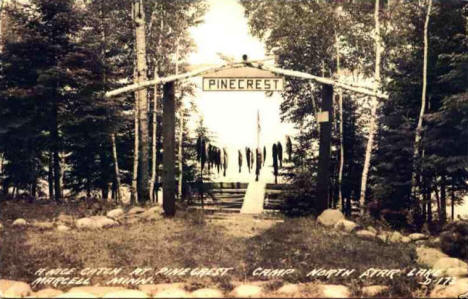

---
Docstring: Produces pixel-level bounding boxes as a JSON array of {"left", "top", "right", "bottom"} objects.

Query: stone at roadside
[
  {"left": 409, "top": 233, "right": 427, "bottom": 241},
  {"left": 444, "top": 267, "right": 468, "bottom": 277},
  {"left": 32, "top": 221, "right": 54, "bottom": 230},
  {"left": 102, "top": 289, "right": 149, "bottom": 298},
  {"left": 276, "top": 283, "right": 301, "bottom": 296},
  {"left": 230, "top": 284, "right": 263, "bottom": 298},
  {"left": 57, "top": 214, "right": 74, "bottom": 225},
  {"left": 191, "top": 288, "right": 224, "bottom": 298},
  {"left": 76, "top": 216, "right": 117, "bottom": 229},
  {"left": 153, "top": 288, "right": 190, "bottom": 298},
  {"left": 147, "top": 206, "right": 163, "bottom": 214},
  {"left": 12, "top": 218, "right": 27, "bottom": 227},
  {"left": 401, "top": 236, "right": 412, "bottom": 243},
  {"left": 76, "top": 217, "right": 100, "bottom": 229},
  {"left": 106, "top": 208, "right": 124, "bottom": 219},
  {"left": 377, "top": 231, "right": 391, "bottom": 243},
  {"left": 68, "top": 286, "right": 127, "bottom": 297},
  {"left": 334, "top": 219, "right": 359, "bottom": 233},
  {"left": 57, "top": 224, "right": 71, "bottom": 232},
  {"left": 0, "top": 280, "right": 32, "bottom": 297},
  {"left": 89, "top": 215, "right": 118, "bottom": 228},
  {"left": 367, "top": 226, "right": 377, "bottom": 234},
  {"left": 55, "top": 291, "right": 97, "bottom": 298},
  {"left": 141, "top": 209, "right": 163, "bottom": 222},
  {"left": 361, "top": 285, "right": 389, "bottom": 297},
  {"left": 317, "top": 209, "right": 345, "bottom": 227},
  {"left": 138, "top": 283, "right": 186, "bottom": 297},
  {"left": 416, "top": 247, "right": 449, "bottom": 268},
  {"left": 34, "top": 288, "right": 64, "bottom": 298},
  {"left": 389, "top": 231, "right": 403, "bottom": 243},
  {"left": 128, "top": 207, "right": 145, "bottom": 215},
  {"left": 356, "top": 229, "right": 377, "bottom": 241},
  {"left": 433, "top": 257, "right": 468, "bottom": 277},
  {"left": 430, "top": 278, "right": 468, "bottom": 298},
  {"left": 317, "top": 284, "right": 351, "bottom": 298}
]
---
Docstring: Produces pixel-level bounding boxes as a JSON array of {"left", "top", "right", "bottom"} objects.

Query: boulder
[
  {"left": 138, "top": 283, "right": 186, "bottom": 296},
  {"left": 152, "top": 288, "right": 190, "bottom": 298},
  {"left": 416, "top": 247, "right": 449, "bottom": 268},
  {"left": 377, "top": 231, "right": 391, "bottom": 243},
  {"left": 389, "top": 231, "right": 404, "bottom": 243},
  {"left": 433, "top": 257, "right": 468, "bottom": 277},
  {"left": 0, "top": 280, "right": 32, "bottom": 297},
  {"left": 76, "top": 216, "right": 117, "bottom": 229},
  {"left": 191, "top": 288, "right": 224, "bottom": 298},
  {"left": 89, "top": 216, "right": 118, "bottom": 228},
  {"left": 34, "top": 288, "right": 64, "bottom": 298},
  {"left": 106, "top": 208, "right": 124, "bottom": 219},
  {"left": 361, "top": 285, "right": 389, "bottom": 297},
  {"left": 276, "top": 284, "right": 301, "bottom": 295},
  {"left": 68, "top": 286, "right": 127, "bottom": 297},
  {"left": 334, "top": 219, "right": 359, "bottom": 233},
  {"left": 141, "top": 209, "right": 162, "bottom": 222},
  {"left": 102, "top": 290, "right": 149, "bottom": 298},
  {"left": 76, "top": 217, "right": 100, "bottom": 229},
  {"left": 56, "top": 291, "right": 97, "bottom": 298},
  {"left": 32, "top": 221, "right": 54, "bottom": 230},
  {"left": 401, "top": 236, "right": 411, "bottom": 243},
  {"left": 147, "top": 206, "right": 163, "bottom": 214},
  {"left": 57, "top": 224, "right": 71, "bottom": 232},
  {"left": 318, "top": 284, "right": 351, "bottom": 298},
  {"left": 0, "top": 223, "right": 3, "bottom": 230},
  {"left": 444, "top": 267, "right": 468, "bottom": 278},
  {"left": 317, "top": 209, "right": 345, "bottom": 227},
  {"left": 230, "top": 284, "right": 263, "bottom": 298},
  {"left": 430, "top": 278, "right": 468, "bottom": 298},
  {"left": 356, "top": 230, "right": 377, "bottom": 241},
  {"left": 57, "top": 214, "right": 74, "bottom": 225},
  {"left": 409, "top": 233, "right": 427, "bottom": 241},
  {"left": 12, "top": 218, "right": 27, "bottom": 227},
  {"left": 128, "top": 207, "right": 145, "bottom": 215},
  {"left": 367, "top": 226, "right": 378, "bottom": 234}
]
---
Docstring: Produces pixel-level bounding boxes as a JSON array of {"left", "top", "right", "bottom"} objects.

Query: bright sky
[{"left": 186, "top": 0, "right": 295, "bottom": 182}]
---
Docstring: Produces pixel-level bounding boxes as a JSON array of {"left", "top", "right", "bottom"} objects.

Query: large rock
[
  {"left": 102, "top": 289, "right": 148, "bottom": 298},
  {"left": 276, "top": 284, "right": 301, "bottom": 296},
  {"left": 318, "top": 284, "right": 351, "bottom": 298},
  {"left": 0, "top": 280, "right": 32, "bottom": 297},
  {"left": 12, "top": 218, "right": 27, "bottom": 227},
  {"left": 76, "top": 216, "right": 117, "bottom": 229},
  {"left": 334, "top": 219, "right": 359, "bottom": 233},
  {"left": 57, "top": 214, "right": 74, "bottom": 225},
  {"left": 89, "top": 216, "right": 118, "bottom": 228},
  {"left": 317, "top": 209, "right": 345, "bottom": 227},
  {"left": 191, "top": 288, "right": 224, "bottom": 298},
  {"left": 34, "top": 288, "right": 64, "bottom": 298},
  {"left": 141, "top": 209, "right": 163, "bottom": 222},
  {"left": 430, "top": 278, "right": 468, "bottom": 298},
  {"left": 68, "top": 286, "right": 127, "bottom": 297},
  {"left": 230, "top": 284, "right": 263, "bottom": 298},
  {"left": 433, "top": 257, "right": 468, "bottom": 277},
  {"left": 153, "top": 288, "right": 190, "bottom": 298},
  {"left": 401, "top": 236, "right": 411, "bottom": 243},
  {"left": 389, "top": 231, "right": 404, "bottom": 243},
  {"left": 56, "top": 291, "right": 97, "bottom": 298},
  {"left": 128, "top": 207, "right": 145, "bottom": 215},
  {"left": 356, "top": 229, "right": 377, "bottom": 240},
  {"left": 0, "top": 223, "right": 3, "bottom": 230},
  {"left": 106, "top": 208, "right": 124, "bottom": 219},
  {"left": 377, "top": 231, "right": 391, "bottom": 243},
  {"left": 367, "top": 226, "right": 377, "bottom": 234},
  {"left": 409, "top": 233, "right": 427, "bottom": 241},
  {"left": 361, "top": 285, "right": 389, "bottom": 297},
  {"left": 76, "top": 217, "right": 100, "bottom": 229},
  {"left": 416, "top": 247, "right": 449, "bottom": 267},
  {"left": 57, "top": 224, "right": 71, "bottom": 232},
  {"left": 32, "top": 221, "right": 54, "bottom": 230},
  {"left": 138, "top": 283, "right": 186, "bottom": 297}
]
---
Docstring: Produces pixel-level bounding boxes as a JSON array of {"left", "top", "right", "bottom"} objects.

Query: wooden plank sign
[{"left": 202, "top": 66, "right": 284, "bottom": 91}]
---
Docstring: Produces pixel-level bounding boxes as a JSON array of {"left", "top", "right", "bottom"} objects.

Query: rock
[
  {"left": 416, "top": 247, "right": 449, "bottom": 267},
  {"left": 430, "top": 278, "right": 468, "bottom": 298},
  {"left": 128, "top": 207, "right": 145, "bottom": 215},
  {"left": 444, "top": 267, "right": 468, "bottom": 277},
  {"left": 56, "top": 291, "right": 97, "bottom": 298},
  {"left": 0, "top": 223, "right": 3, "bottom": 230},
  {"left": 356, "top": 229, "right": 377, "bottom": 240},
  {"left": 57, "top": 224, "right": 71, "bottom": 232},
  {"left": 367, "top": 226, "right": 377, "bottom": 234},
  {"left": 153, "top": 288, "right": 190, "bottom": 298},
  {"left": 276, "top": 284, "right": 301, "bottom": 295},
  {"left": 141, "top": 209, "right": 162, "bottom": 221},
  {"left": 191, "top": 288, "right": 224, "bottom": 298},
  {"left": 76, "top": 217, "right": 100, "bottom": 229},
  {"left": 230, "top": 284, "right": 263, "bottom": 298},
  {"left": 377, "top": 231, "right": 391, "bottom": 243},
  {"left": 318, "top": 284, "right": 351, "bottom": 298},
  {"left": 12, "top": 218, "right": 27, "bottom": 227},
  {"left": 317, "top": 209, "right": 345, "bottom": 227},
  {"left": 57, "top": 214, "right": 74, "bottom": 225},
  {"left": 138, "top": 283, "right": 186, "bottom": 296},
  {"left": 34, "top": 288, "right": 64, "bottom": 298},
  {"left": 361, "top": 285, "right": 389, "bottom": 297},
  {"left": 89, "top": 216, "right": 118, "bottom": 228},
  {"left": 389, "top": 231, "right": 404, "bottom": 243},
  {"left": 334, "top": 219, "right": 359, "bottom": 233},
  {"left": 429, "top": 237, "right": 441, "bottom": 246},
  {"left": 401, "top": 236, "right": 412, "bottom": 243},
  {"left": 147, "top": 206, "right": 163, "bottom": 214},
  {"left": 106, "top": 208, "right": 124, "bottom": 219},
  {"left": 0, "top": 280, "right": 32, "bottom": 297},
  {"left": 32, "top": 221, "right": 54, "bottom": 230},
  {"left": 102, "top": 289, "right": 149, "bottom": 298},
  {"left": 409, "top": 233, "right": 427, "bottom": 241},
  {"left": 433, "top": 257, "right": 468, "bottom": 276},
  {"left": 68, "top": 286, "right": 127, "bottom": 297}
]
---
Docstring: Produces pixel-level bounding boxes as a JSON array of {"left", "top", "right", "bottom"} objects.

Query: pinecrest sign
[{"left": 202, "top": 66, "right": 284, "bottom": 91}]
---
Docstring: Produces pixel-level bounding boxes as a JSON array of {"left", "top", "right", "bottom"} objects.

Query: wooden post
[
  {"left": 316, "top": 84, "right": 334, "bottom": 214},
  {"left": 163, "top": 82, "right": 176, "bottom": 216}
]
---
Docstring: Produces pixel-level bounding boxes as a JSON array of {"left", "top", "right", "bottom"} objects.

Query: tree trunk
[
  {"left": 440, "top": 175, "right": 447, "bottom": 224},
  {"left": 48, "top": 151, "right": 54, "bottom": 200},
  {"left": 133, "top": 0, "right": 150, "bottom": 204},
  {"left": 175, "top": 42, "right": 184, "bottom": 200},
  {"left": 411, "top": 0, "right": 432, "bottom": 197},
  {"left": 131, "top": 87, "right": 139, "bottom": 205},
  {"left": 359, "top": 0, "right": 382, "bottom": 215},
  {"left": 150, "top": 68, "right": 158, "bottom": 202},
  {"left": 111, "top": 134, "right": 122, "bottom": 202},
  {"left": 52, "top": 101, "right": 62, "bottom": 203},
  {"left": 163, "top": 82, "right": 176, "bottom": 216},
  {"left": 335, "top": 34, "right": 344, "bottom": 212}
]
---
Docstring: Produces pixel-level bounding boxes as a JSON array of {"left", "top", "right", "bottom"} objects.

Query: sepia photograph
[{"left": 0, "top": 0, "right": 467, "bottom": 298}]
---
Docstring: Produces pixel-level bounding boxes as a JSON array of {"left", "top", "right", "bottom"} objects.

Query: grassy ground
[{"left": 0, "top": 200, "right": 422, "bottom": 297}]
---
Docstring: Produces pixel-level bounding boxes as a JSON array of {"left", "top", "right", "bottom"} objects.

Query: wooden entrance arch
[{"left": 105, "top": 57, "right": 388, "bottom": 216}]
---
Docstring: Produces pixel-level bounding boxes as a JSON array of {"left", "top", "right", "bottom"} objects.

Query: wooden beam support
[{"left": 162, "top": 82, "right": 176, "bottom": 216}]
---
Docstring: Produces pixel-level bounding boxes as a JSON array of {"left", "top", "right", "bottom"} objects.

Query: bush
[{"left": 440, "top": 220, "right": 468, "bottom": 259}]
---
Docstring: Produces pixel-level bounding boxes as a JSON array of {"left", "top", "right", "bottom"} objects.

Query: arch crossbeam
[{"left": 104, "top": 60, "right": 388, "bottom": 99}]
